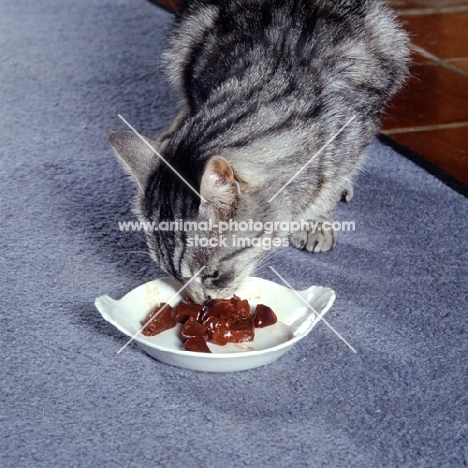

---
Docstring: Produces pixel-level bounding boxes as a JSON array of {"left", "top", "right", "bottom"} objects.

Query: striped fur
[{"left": 109, "top": 0, "right": 409, "bottom": 302}]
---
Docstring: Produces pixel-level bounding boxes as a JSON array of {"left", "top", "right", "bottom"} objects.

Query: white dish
[{"left": 95, "top": 277, "right": 336, "bottom": 372}]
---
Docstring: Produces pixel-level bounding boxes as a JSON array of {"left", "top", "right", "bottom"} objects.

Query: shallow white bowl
[{"left": 95, "top": 277, "right": 335, "bottom": 372}]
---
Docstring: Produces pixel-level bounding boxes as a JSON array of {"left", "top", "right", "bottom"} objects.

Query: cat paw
[
  {"left": 291, "top": 223, "right": 337, "bottom": 253},
  {"left": 341, "top": 181, "right": 354, "bottom": 203}
]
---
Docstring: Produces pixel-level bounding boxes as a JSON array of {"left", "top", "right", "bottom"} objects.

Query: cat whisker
[
  {"left": 252, "top": 248, "right": 284, "bottom": 273},
  {"left": 253, "top": 262, "right": 277, "bottom": 276},
  {"left": 121, "top": 250, "right": 153, "bottom": 257},
  {"left": 133, "top": 233, "right": 149, "bottom": 245},
  {"left": 253, "top": 255, "right": 276, "bottom": 273}
]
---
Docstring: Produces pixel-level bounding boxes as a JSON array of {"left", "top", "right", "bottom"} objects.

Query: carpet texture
[{"left": 1, "top": 1, "right": 467, "bottom": 466}]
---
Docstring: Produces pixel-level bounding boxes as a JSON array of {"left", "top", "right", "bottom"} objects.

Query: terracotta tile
[
  {"left": 387, "top": 0, "right": 468, "bottom": 11},
  {"left": 151, "top": 0, "right": 178, "bottom": 11},
  {"left": 410, "top": 49, "right": 434, "bottom": 65},
  {"left": 386, "top": 0, "right": 427, "bottom": 9},
  {"left": 415, "top": 0, "right": 468, "bottom": 7},
  {"left": 382, "top": 64, "right": 468, "bottom": 130},
  {"left": 417, "top": 0, "right": 468, "bottom": 6},
  {"left": 401, "top": 12, "right": 468, "bottom": 59},
  {"left": 448, "top": 59, "right": 468, "bottom": 72},
  {"left": 389, "top": 127, "right": 468, "bottom": 184}
]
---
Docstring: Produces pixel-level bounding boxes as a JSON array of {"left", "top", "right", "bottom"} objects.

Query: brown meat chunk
[
  {"left": 201, "top": 295, "right": 254, "bottom": 345},
  {"left": 200, "top": 295, "right": 251, "bottom": 322},
  {"left": 181, "top": 318, "right": 208, "bottom": 341},
  {"left": 254, "top": 304, "right": 278, "bottom": 328},
  {"left": 140, "top": 303, "right": 176, "bottom": 336},
  {"left": 184, "top": 336, "right": 211, "bottom": 353},
  {"left": 173, "top": 297, "right": 202, "bottom": 323},
  {"left": 206, "top": 316, "right": 255, "bottom": 345},
  {"left": 140, "top": 296, "right": 276, "bottom": 352}
]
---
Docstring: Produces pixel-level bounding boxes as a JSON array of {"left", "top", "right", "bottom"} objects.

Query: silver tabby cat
[{"left": 107, "top": 0, "right": 409, "bottom": 303}]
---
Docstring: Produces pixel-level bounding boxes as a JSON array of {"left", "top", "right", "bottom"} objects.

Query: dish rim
[{"left": 95, "top": 276, "right": 336, "bottom": 359}]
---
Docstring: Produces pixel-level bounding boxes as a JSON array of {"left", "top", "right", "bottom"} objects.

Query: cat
[{"left": 107, "top": 0, "right": 409, "bottom": 303}]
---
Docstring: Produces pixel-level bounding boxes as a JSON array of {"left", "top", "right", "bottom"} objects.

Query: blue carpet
[{"left": 1, "top": 1, "right": 467, "bottom": 466}]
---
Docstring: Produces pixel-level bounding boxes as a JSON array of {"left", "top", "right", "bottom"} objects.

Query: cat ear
[
  {"left": 105, "top": 131, "right": 158, "bottom": 192},
  {"left": 200, "top": 157, "right": 240, "bottom": 219}
]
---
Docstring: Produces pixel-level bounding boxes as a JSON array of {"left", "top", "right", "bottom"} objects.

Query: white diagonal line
[
  {"left": 118, "top": 114, "right": 207, "bottom": 202},
  {"left": 268, "top": 115, "right": 356, "bottom": 203},
  {"left": 269, "top": 266, "right": 357, "bottom": 353},
  {"left": 116, "top": 266, "right": 206, "bottom": 354},
  {"left": 410, "top": 45, "right": 468, "bottom": 79}
]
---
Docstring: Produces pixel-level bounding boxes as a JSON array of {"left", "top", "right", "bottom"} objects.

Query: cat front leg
[
  {"left": 290, "top": 191, "right": 341, "bottom": 253},
  {"left": 290, "top": 177, "right": 355, "bottom": 252},
  {"left": 291, "top": 220, "right": 337, "bottom": 253},
  {"left": 341, "top": 179, "right": 354, "bottom": 203}
]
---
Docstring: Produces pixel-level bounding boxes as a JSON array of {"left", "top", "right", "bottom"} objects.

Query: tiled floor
[
  {"left": 152, "top": 0, "right": 468, "bottom": 187},
  {"left": 383, "top": 0, "right": 468, "bottom": 185}
]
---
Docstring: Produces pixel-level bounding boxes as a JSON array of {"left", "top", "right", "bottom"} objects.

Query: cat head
[{"left": 106, "top": 130, "right": 269, "bottom": 303}]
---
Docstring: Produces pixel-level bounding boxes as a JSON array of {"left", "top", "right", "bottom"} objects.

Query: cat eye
[{"left": 205, "top": 270, "right": 219, "bottom": 280}]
